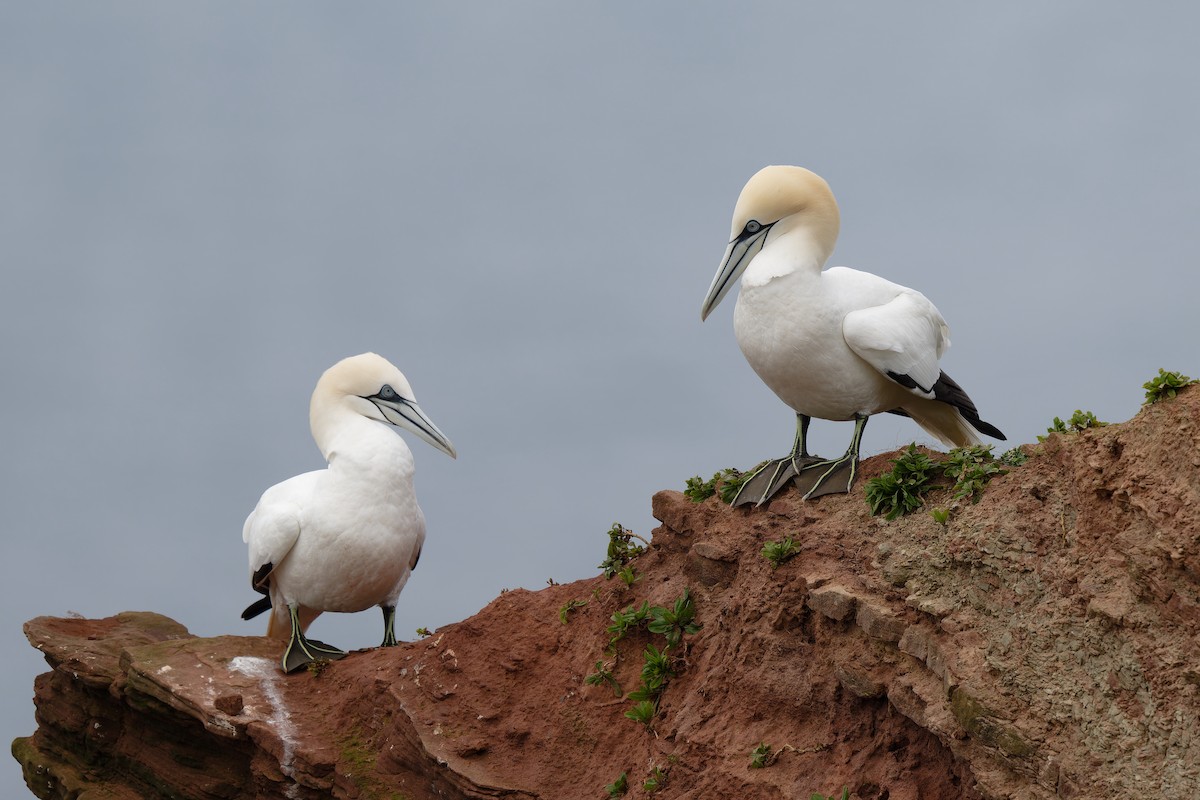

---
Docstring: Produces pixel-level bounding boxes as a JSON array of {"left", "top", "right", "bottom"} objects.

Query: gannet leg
[
  {"left": 281, "top": 604, "right": 347, "bottom": 673},
  {"left": 794, "top": 415, "right": 869, "bottom": 499},
  {"left": 731, "top": 414, "right": 825, "bottom": 507},
  {"left": 380, "top": 605, "right": 398, "bottom": 647}
]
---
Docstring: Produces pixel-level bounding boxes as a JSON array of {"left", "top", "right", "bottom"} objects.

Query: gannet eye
[
  {"left": 377, "top": 385, "right": 399, "bottom": 401},
  {"left": 745, "top": 220, "right": 762, "bottom": 235}
]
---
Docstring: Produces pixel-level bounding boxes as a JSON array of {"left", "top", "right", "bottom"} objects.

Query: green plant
[
  {"left": 998, "top": 447, "right": 1028, "bottom": 466},
  {"left": 943, "top": 444, "right": 1007, "bottom": 503},
  {"left": 584, "top": 660, "right": 622, "bottom": 695},
  {"left": 647, "top": 588, "right": 702, "bottom": 648},
  {"left": 599, "top": 523, "right": 649, "bottom": 579},
  {"left": 643, "top": 766, "right": 668, "bottom": 793},
  {"left": 1038, "top": 410, "right": 1107, "bottom": 441},
  {"left": 685, "top": 467, "right": 749, "bottom": 504},
  {"left": 865, "top": 444, "right": 940, "bottom": 519},
  {"left": 761, "top": 535, "right": 798, "bottom": 569},
  {"left": 624, "top": 700, "right": 656, "bottom": 726},
  {"left": 605, "top": 771, "right": 628, "bottom": 797},
  {"left": 559, "top": 599, "right": 587, "bottom": 624},
  {"left": 638, "top": 644, "right": 674, "bottom": 694},
  {"left": 415, "top": 627, "right": 432, "bottom": 638},
  {"left": 684, "top": 474, "right": 718, "bottom": 502},
  {"left": 810, "top": 790, "right": 850, "bottom": 800},
  {"left": 930, "top": 507, "right": 950, "bottom": 525},
  {"left": 749, "top": 742, "right": 774, "bottom": 769},
  {"left": 1144, "top": 368, "right": 1197, "bottom": 404},
  {"left": 717, "top": 467, "right": 753, "bottom": 504},
  {"left": 617, "top": 564, "right": 640, "bottom": 587},
  {"left": 306, "top": 658, "right": 332, "bottom": 677},
  {"left": 607, "top": 600, "right": 651, "bottom": 648}
]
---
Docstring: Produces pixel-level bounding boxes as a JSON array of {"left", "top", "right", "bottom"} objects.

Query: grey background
[{"left": 4, "top": 4, "right": 1198, "bottom": 794}]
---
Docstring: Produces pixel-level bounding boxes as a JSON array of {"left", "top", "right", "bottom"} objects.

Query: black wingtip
[
  {"left": 241, "top": 596, "right": 272, "bottom": 621},
  {"left": 970, "top": 419, "right": 1006, "bottom": 441}
]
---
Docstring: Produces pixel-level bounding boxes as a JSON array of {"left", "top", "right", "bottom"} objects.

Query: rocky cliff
[{"left": 13, "top": 389, "right": 1200, "bottom": 800}]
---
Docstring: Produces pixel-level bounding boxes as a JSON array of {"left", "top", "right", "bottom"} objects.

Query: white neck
[{"left": 742, "top": 225, "right": 831, "bottom": 289}]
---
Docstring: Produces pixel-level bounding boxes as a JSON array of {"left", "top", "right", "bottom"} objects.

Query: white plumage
[
  {"left": 242, "top": 352, "right": 456, "bottom": 671},
  {"left": 701, "top": 166, "right": 1003, "bottom": 505}
]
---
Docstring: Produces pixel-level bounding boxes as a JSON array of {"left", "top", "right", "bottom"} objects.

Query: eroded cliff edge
[{"left": 14, "top": 389, "right": 1200, "bottom": 799}]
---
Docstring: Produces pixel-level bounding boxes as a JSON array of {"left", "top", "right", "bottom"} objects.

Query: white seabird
[
  {"left": 700, "top": 166, "right": 1004, "bottom": 506},
  {"left": 241, "top": 352, "right": 456, "bottom": 672}
]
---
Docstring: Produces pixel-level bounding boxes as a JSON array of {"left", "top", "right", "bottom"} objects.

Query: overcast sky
[{"left": 4, "top": 4, "right": 1199, "bottom": 794}]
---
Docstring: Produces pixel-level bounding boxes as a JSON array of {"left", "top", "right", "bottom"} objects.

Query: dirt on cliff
[{"left": 13, "top": 388, "right": 1200, "bottom": 800}]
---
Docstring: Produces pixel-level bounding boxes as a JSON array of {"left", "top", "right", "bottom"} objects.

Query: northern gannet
[
  {"left": 241, "top": 353, "right": 456, "bottom": 672},
  {"left": 700, "top": 166, "right": 1004, "bottom": 506}
]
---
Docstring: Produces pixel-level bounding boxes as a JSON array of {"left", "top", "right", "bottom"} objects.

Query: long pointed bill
[
  {"left": 372, "top": 397, "right": 457, "bottom": 459},
  {"left": 700, "top": 226, "right": 772, "bottom": 321}
]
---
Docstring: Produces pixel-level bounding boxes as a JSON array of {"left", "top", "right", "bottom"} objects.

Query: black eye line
[{"left": 733, "top": 219, "right": 773, "bottom": 244}]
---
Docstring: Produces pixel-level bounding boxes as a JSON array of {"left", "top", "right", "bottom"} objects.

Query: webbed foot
[
  {"left": 794, "top": 452, "right": 860, "bottom": 499},
  {"left": 731, "top": 454, "right": 824, "bottom": 507},
  {"left": 281, "top": 604, "right": 346, "bottom": 673},
  {"left": 282, "top": 633, "right": 347, "bottom": 673}
]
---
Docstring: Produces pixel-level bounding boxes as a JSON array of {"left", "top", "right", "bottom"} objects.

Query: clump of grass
[
  {"left": 1038, "top": 410, "right": 1107, "bottom": 441},
  {"left": 647, "top": 588, "right": 702, "bottom": 648},
  {"left": 865, "top": 444, "right": 940, "bottom": 520},
  {"left": 643, "top": 766, "right": 668, "bottom": 793},
  {"left": 684, "top": 467, "right": 751, "bottom": 504},
  {"left": 605, "top": 771, "right": 628, "bottom": 797},
  {"left": 761, "top": 535, "right": 798, "bottom": 569},
  {"left": 558, "top": 599, "right": 587, "bottom": 624},
  {"left": 623, "top": 700, "right": 656, "bottom": 727},
  {"left": 943, "top": 444, "right": 1007, "bottom": 504},
  {"left": 606, "top": 600, "right": 651, "bottom": 649},
  {"left": 749, "top": 742, "right": 774, "bottom": 769},
  {"left": 1144, "top": 368, "right": 1197, "bottom": 404},
  {"left": 584, "top": 660, "right": 621, "bottom": 695},
  {"left": 599, "top": 523, "right": 649, "bottom": 579},
  {"left": 811, "top": 790, "right": 850, "bottom": 800},
  {"left": 998, "top": 447, "right": 1028, "bottom": 466}
]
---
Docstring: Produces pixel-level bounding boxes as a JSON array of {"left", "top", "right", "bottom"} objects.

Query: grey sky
[{"left": 4, "top": 4, "right": 1198, "bottom": 793}]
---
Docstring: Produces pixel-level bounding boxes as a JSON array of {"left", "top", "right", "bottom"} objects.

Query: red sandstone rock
[{"left": 13, "top": 389, "right": 1200, "bottom": 799}]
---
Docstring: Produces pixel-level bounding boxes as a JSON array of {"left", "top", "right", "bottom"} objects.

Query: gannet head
[
  {"left": 700, "top": 166, "right": 841, "bottom": 320},
  {"left": 310, "top": 352, "right": 457, "bottom": 459}
]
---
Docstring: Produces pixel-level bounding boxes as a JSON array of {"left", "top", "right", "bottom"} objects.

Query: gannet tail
[{"left": 901, "top": 371, "right": 1005, "bottom": 447}]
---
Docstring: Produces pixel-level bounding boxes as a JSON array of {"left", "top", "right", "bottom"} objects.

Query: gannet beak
[
  {"left": 368, "top": 396, "right": 457, "bottom": 459},
  {"left": 701, "top": 223, "right": 773, "bottom": 321}
]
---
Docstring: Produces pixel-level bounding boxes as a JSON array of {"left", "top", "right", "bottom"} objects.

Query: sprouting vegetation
[
  {"left": 607, "top": 601, "right": 652, "bottom": 649},
  {"left": 943, "top": 444, "right": 1008, "bottom": 503},
  {"left": 605, "top": 771, "right": 629, "bottom": 797},
  {"left": 1143, "top": 368, "right": 1197, "bottom": 404},
  {"left": 684, "top": 467, "right": 753, "bottom": 505},
  {"left": 761, "top": 535, "right": 798, "bottom": 569},
  {"left": 558, "top": 599, "right": 587, "bottom": 624},
  {"left": 749, "top": 742, "right": 774, "bottom": 769},
  {"left": 599, "top": 523, "right": 649, "bottom": 579},
  {"left": 998, "top": 447, "right": 1028, "bottom": 466},
  {"left": 866, "top": 442, "right": 1020, "bottom": 520},
  {"left": 1038, "top": 410, "right": 1106, "bottom": 441},
  {"left": 646, "top": 588, "right": 701, "bottom": 649},
  {"left": 623, "top": 700, "right": 656, "bottom": 726},
  {"left": 617, "top": 564, "right": 640, "bottom": 587},
  {"left": 643, "top": 766, "right": 668, "bottom": 793},
  {"left": 810, "top": 790, "right": 850, "bottom": 800},
  {"left": 864, "top": 444, "right": 940, "bottom": 520},
  {"left": 584, "top": 660, "right": 621, "bottom": 696}
]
